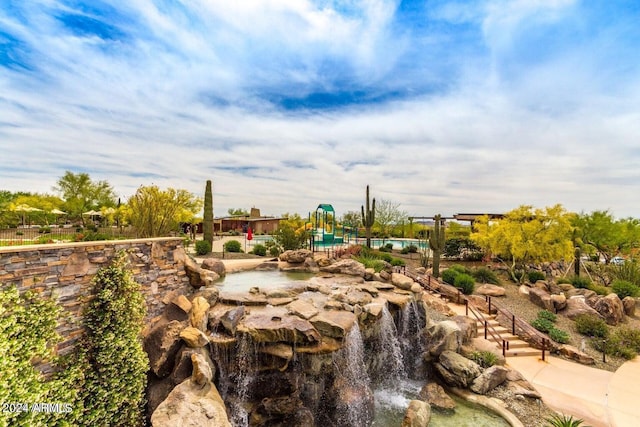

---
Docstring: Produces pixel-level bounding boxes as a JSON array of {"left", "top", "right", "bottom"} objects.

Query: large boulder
[
  {"left": 622, "top": 296, "right": 636, "bottom": 316},
  {"left": 550, "top": 293, "right": 567, "bottom": 312},
  {"left": 559, "top": 345, "right": 595, "bottom": 365},
  {"left": 470, "top": 365, "right": 509, "bottom": 394},
  {"left": 419, "top": 382, "right": 456, "bottom": 412},
  {"left": 180, "top": 327, "right": 209, "bottom": 348},
  {"left": 144, "top": 320, "right": 187, "bottom": 377},
  {"left": 562, "top": 296, "right": 602, "bottom": 320},
  {"left": 164, "top": 294, "right": 192, "bottom": 322},
  {"left": 279, "top": 249, "right": 313, "bottom": 263},
  {"left": 434, "top": 350, "right": 482, "bottom": 388},
  {"left": 239, "top": 313, "right": 321, "bottom": 344},
  {"left": 391, "top": 273, "right": 415, "bottom": 291},
  {"left": 319, "top": 259, "right": 366, "bottom": 277},
  {"left": 475, "top": 284, "right": 506, "bottom": 297},
  {"left": 310, "top": 310, "right": 357, "bottom": 339},
  {"left": 593, "top": 294, "right": 625, "bottom": 325},
  {"left": 151, "top": 354, "right": 231, "bottom": 427},
  {"left": 184, "top": 256, "right": 219, "bottom": 288},
  {"left": 424, "top": 320, "right": 464, "bottom": 359},
  {"left": 452, "top": 315, "right": 478, "bottom": 344},
  {"left": 219, "top": 306, "right": 246, "bottom": 335},
  {"left": 190, "top": 296, "right": 210, "bottom": 331},
  {"left": 201, "top": 258, "right": 226, "bottom": 276},
  {"left": 401, "top": 400, "right": 431, "bottom": 427},
  {"left": 528, "top": 287, "right": 554, "bottom": 311},
  {"left": 287, "top": 299, "right": 320, "bottom": 320}
]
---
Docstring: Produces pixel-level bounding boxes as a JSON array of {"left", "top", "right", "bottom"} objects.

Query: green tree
[
  {"left": 53, "top": 171, "right": 116, "bottom": 224},
  {"left": 340, "top": 210, "right": 362, "bottom": 228},
  {"left": 8, "top": 193, "right": 65, "bottom": 226},
  {"left": 573, "top": 210, "right": 640, "bottom": 264},
  {"left": 471, "top": 205, "right": 574, "bottom": 282},
  {"left": 228, "top": 208, "right": 249, "bottom": 216},
  {"left": 273, "top": 213, "right": 309, "bottom": 251},
  {"left": 80, "top": 251, "right": 148, "bottom": 426},
  {"left": 127, "top": 185, "right": 202, "bottom": 237},
  {"left": 374, "top": 199, "right": 407, "bottom": 238}
]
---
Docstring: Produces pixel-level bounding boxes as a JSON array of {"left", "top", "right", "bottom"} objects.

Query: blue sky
[{"left": 1, "top": 0, "right": 639, "bottom": 218}]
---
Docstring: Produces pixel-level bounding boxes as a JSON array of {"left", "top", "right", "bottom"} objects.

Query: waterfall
[
  {"left": 397, "top": 300, "right": 426, "bottom": 377},
  {"left": 211, "top": 334, "right": 258, "bottom": 427},
  {"left": 333, "top": 322, "right": 374, "bottom": 426},
  {"left": 369, "top": 305, "right": 405, "bottom": 387}
]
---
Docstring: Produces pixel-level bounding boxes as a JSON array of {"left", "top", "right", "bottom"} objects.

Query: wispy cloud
[{"left": 1, "top": 0, "right": 639, "bottom": 218}]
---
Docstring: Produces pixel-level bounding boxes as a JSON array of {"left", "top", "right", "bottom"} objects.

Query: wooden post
[
  {"left": 512, "top": 315, "right": 516, "bottom": 335},
  {"left": 465, "top": 299, "right": 469, "bottom": 316},
  {"left": 484, "top": 321, "right": 488, "bottom": 339}
]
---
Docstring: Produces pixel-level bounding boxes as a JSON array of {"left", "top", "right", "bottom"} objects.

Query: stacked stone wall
[{"left": 0, "top": 238, "right": 191, "bottom": 356}]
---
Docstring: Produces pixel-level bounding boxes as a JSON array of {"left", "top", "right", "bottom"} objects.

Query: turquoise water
[
  {"left": 373, "top": 380, "right": 510, "bottom": 426},
  {"left": 215, "top": 270, "right": 316, "bottom": 292}
]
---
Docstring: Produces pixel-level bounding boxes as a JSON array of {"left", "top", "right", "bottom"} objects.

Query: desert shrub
[
  {"left": 38, "top": 226, "right": 52, "bottom": 234},
  {"left": 407, "top": 244, "right": 418, "bottom": 253},
  {"left": 355, "top": 255, "right": 387, "bottom": 272},
  {"left": 449, "top": 264, "right": 471, "bottom": 274},
  {"left": 454, "top": 273, "right": 475, "bottom": 295},
  {"left": 251, "top": 244, "right": 267, "bottom": 256},
  {"left": 549, "top": 328, "right": 570, "bottom": 344},
  {"left": 531, "top": 318, "right": 555, "bottom": 333},
  {"left": 609, "top": 260, "right": 640, "bottom": 287},
  {"left": 469, "top": 350, "right": 499, "bottom": 368},
  {"left": 545, "top": 413, "right": 586, "bottom": 427},
  {"left": 592, "top": 335, "right": 638, "bottom": 360},
  {"left": 528, "top": 270, "right": 546, "bottom": 283},
  {"left": 537, "top": 310, "right": 557, "bottom": 323},
  {"left": 224, "top": 240, "right": 242, "bottom": 253},
  {"left": 379, "top": 253, "right": 393, "bottom": 263},
  {"left": 74, "top": 232, "right": 111, "bottom": 242},
  {"left": 385, "top": 243, "right": 394, "bottom": 250},
  {"left": 557, "top": 277, "right": 572, "bottom": 285},
  {"left": 400, "top": 246, "right": 410, "bottom": 254},
  {"left": 36, "top": 236, "right": 54, "bottom": 244},
  {"left": 612, "top": 327, "right": 640, "bottom": 353},
  {"left": 611, "top": 280, "right": 640, "bottom": 299},
  {"left": 472, "top": 267, "right": 500, "bottom": 284},
  {"left": 442, "top": 268, "right": 459, "bottom": 285},
  {"left": 391, "top": 258, "right": 406, "bottom": 266},
  {"left": 378, "top": 245, "right": 392, "bottom": 253},
  {"left": 574, "top": 315, "right": 609, "bottom": 338},
  {"left": 269, "top": 246, "right": 280, "bottom": 257},
  {"left": 512, "top": 269, "right": 525, "bottom": 282},
  {"left": 195, "top": 240, "right": 211, "bottom": 255},
  {"left": 588, "top": 283, "right": 610, "bottom": 296},
  {"left": 570, "top": 276, "right": 592, "bottom": 289}
]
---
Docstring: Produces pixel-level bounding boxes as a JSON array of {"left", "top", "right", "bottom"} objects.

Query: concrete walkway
[{"left": 448, "top": 302, "right": 640, "bottom": 426}]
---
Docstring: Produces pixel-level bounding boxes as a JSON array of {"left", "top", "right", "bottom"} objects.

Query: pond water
[
  {"left": 215, "top": 270, "right": 316, "bottom": 292},
  {"left": 373, "top": 379, "right": 510, "bottom": 427}
]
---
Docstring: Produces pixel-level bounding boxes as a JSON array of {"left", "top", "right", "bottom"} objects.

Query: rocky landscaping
[{"left": 143, "top": 249, "right": 561, "bottom": 426}]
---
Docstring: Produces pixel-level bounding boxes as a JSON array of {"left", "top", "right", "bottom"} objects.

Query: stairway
[{"left": 476, "top": 315, "right": 540, "bottom": 357}]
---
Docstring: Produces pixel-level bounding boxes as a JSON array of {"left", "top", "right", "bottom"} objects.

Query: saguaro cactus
[
  {"left": 429, "top": 214, "right": 445, "bottom": 277},
  {"left": 203, "top": 180, "right": 213, "bottom": 249},
  {"left": 361, "top": 185, "right": 375, "bottom": 248}
]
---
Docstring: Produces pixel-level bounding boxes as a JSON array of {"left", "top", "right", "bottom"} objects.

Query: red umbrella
[{"left": 247, "top": 227, "right": 253, "bottom": 241}]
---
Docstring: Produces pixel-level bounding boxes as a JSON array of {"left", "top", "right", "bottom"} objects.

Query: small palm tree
[{"left": 545, "top": 413, "right": 589, "bottom": 427}]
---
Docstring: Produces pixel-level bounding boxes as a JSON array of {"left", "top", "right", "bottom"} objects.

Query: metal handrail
[{"left": 400, "top": 267, "right": 509, "bottom": 356}]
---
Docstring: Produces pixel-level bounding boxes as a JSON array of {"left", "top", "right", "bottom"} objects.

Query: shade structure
[
  {"left": 82, "top": 210, "right": 102, "bottom": 216},
  {"left": 50, "top": 208, "right": 67, "bottom": 215},
  {"left": 13, "top": 203, "right": 43, "bottom": 213}
]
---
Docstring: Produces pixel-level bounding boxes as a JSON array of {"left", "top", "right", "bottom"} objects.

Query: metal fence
[{"left": 0, "top": 226, "right": 139, "bottom": 246}]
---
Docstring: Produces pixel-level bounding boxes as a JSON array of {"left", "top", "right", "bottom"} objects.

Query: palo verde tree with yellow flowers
[{"left": 471, "top": 204, "right": 574, "bottom": 283}]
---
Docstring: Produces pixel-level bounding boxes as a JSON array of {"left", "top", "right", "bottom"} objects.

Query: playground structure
[{"left": 307, "top": 204, "right": 347, "bottom": 249}]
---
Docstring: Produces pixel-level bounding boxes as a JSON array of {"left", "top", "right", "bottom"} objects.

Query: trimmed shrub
[
  {"left": 442, "top": 268, "right": 459, "bottom": 285},
  {"left": 449, "top": 264, "right": 471, "bottom": 274},
  {"left": 537, "top": 310, "right": 557, "bottom": 323},
  {"left": 570, "top": 276, "right": 592, "bottom": 289},
  {"left": 224, "top": 240, "right": 242, "bottom": 253},
  {"left": 471, "top": 267, "right": 500, "bottom": 285},
  {"left": 195, "top": 240, "right": 211, "bottom": 255},
  {"left": 574, "top": 315, "right": 609, "bottom": 339},
  {"left": 385, "top": 243, "right": 394, "bottom": 250},
  {"left": 611, "top": 280, "right": 640, "bottom": 299},
  {"left": 469, "top": 350, "right": 499, "bottom": 368},
  {"left": 454, "top": 273, "right": 475, "bottom": 295},
  {"left": 528, "top": 270, "right": 545, "bottom": 283},
  {"left": 378, "top": 245, "right": 392, "bottom": 253},
  {"left": 401, "top": 246, "right": 410, "bottom": 254},
  {"left": 379, "top": 253, "right": 393, "bottom": 263},
  {"left": 549, "top": 328, "right": 570, "bottom": 344},
  {"left": 530, "top": 318, "right": 555, "bottom": 333},
  {"left": 391, "top": 258, "right": 406, "bottom": 267},
  {"left": 407, "top": 244, "right": 418, "bottom": 253},
  {"left": 251, "top": 244, "right": 267, "bottom": 256}
]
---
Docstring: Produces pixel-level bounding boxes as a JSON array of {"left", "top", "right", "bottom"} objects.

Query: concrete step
[{"left": 505, "top": 349, "right": 541, "bottom": 357}]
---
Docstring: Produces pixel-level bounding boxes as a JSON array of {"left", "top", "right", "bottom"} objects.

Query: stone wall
[{"left": 0, "top": 238, "right": 192, "bottom": 356}]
